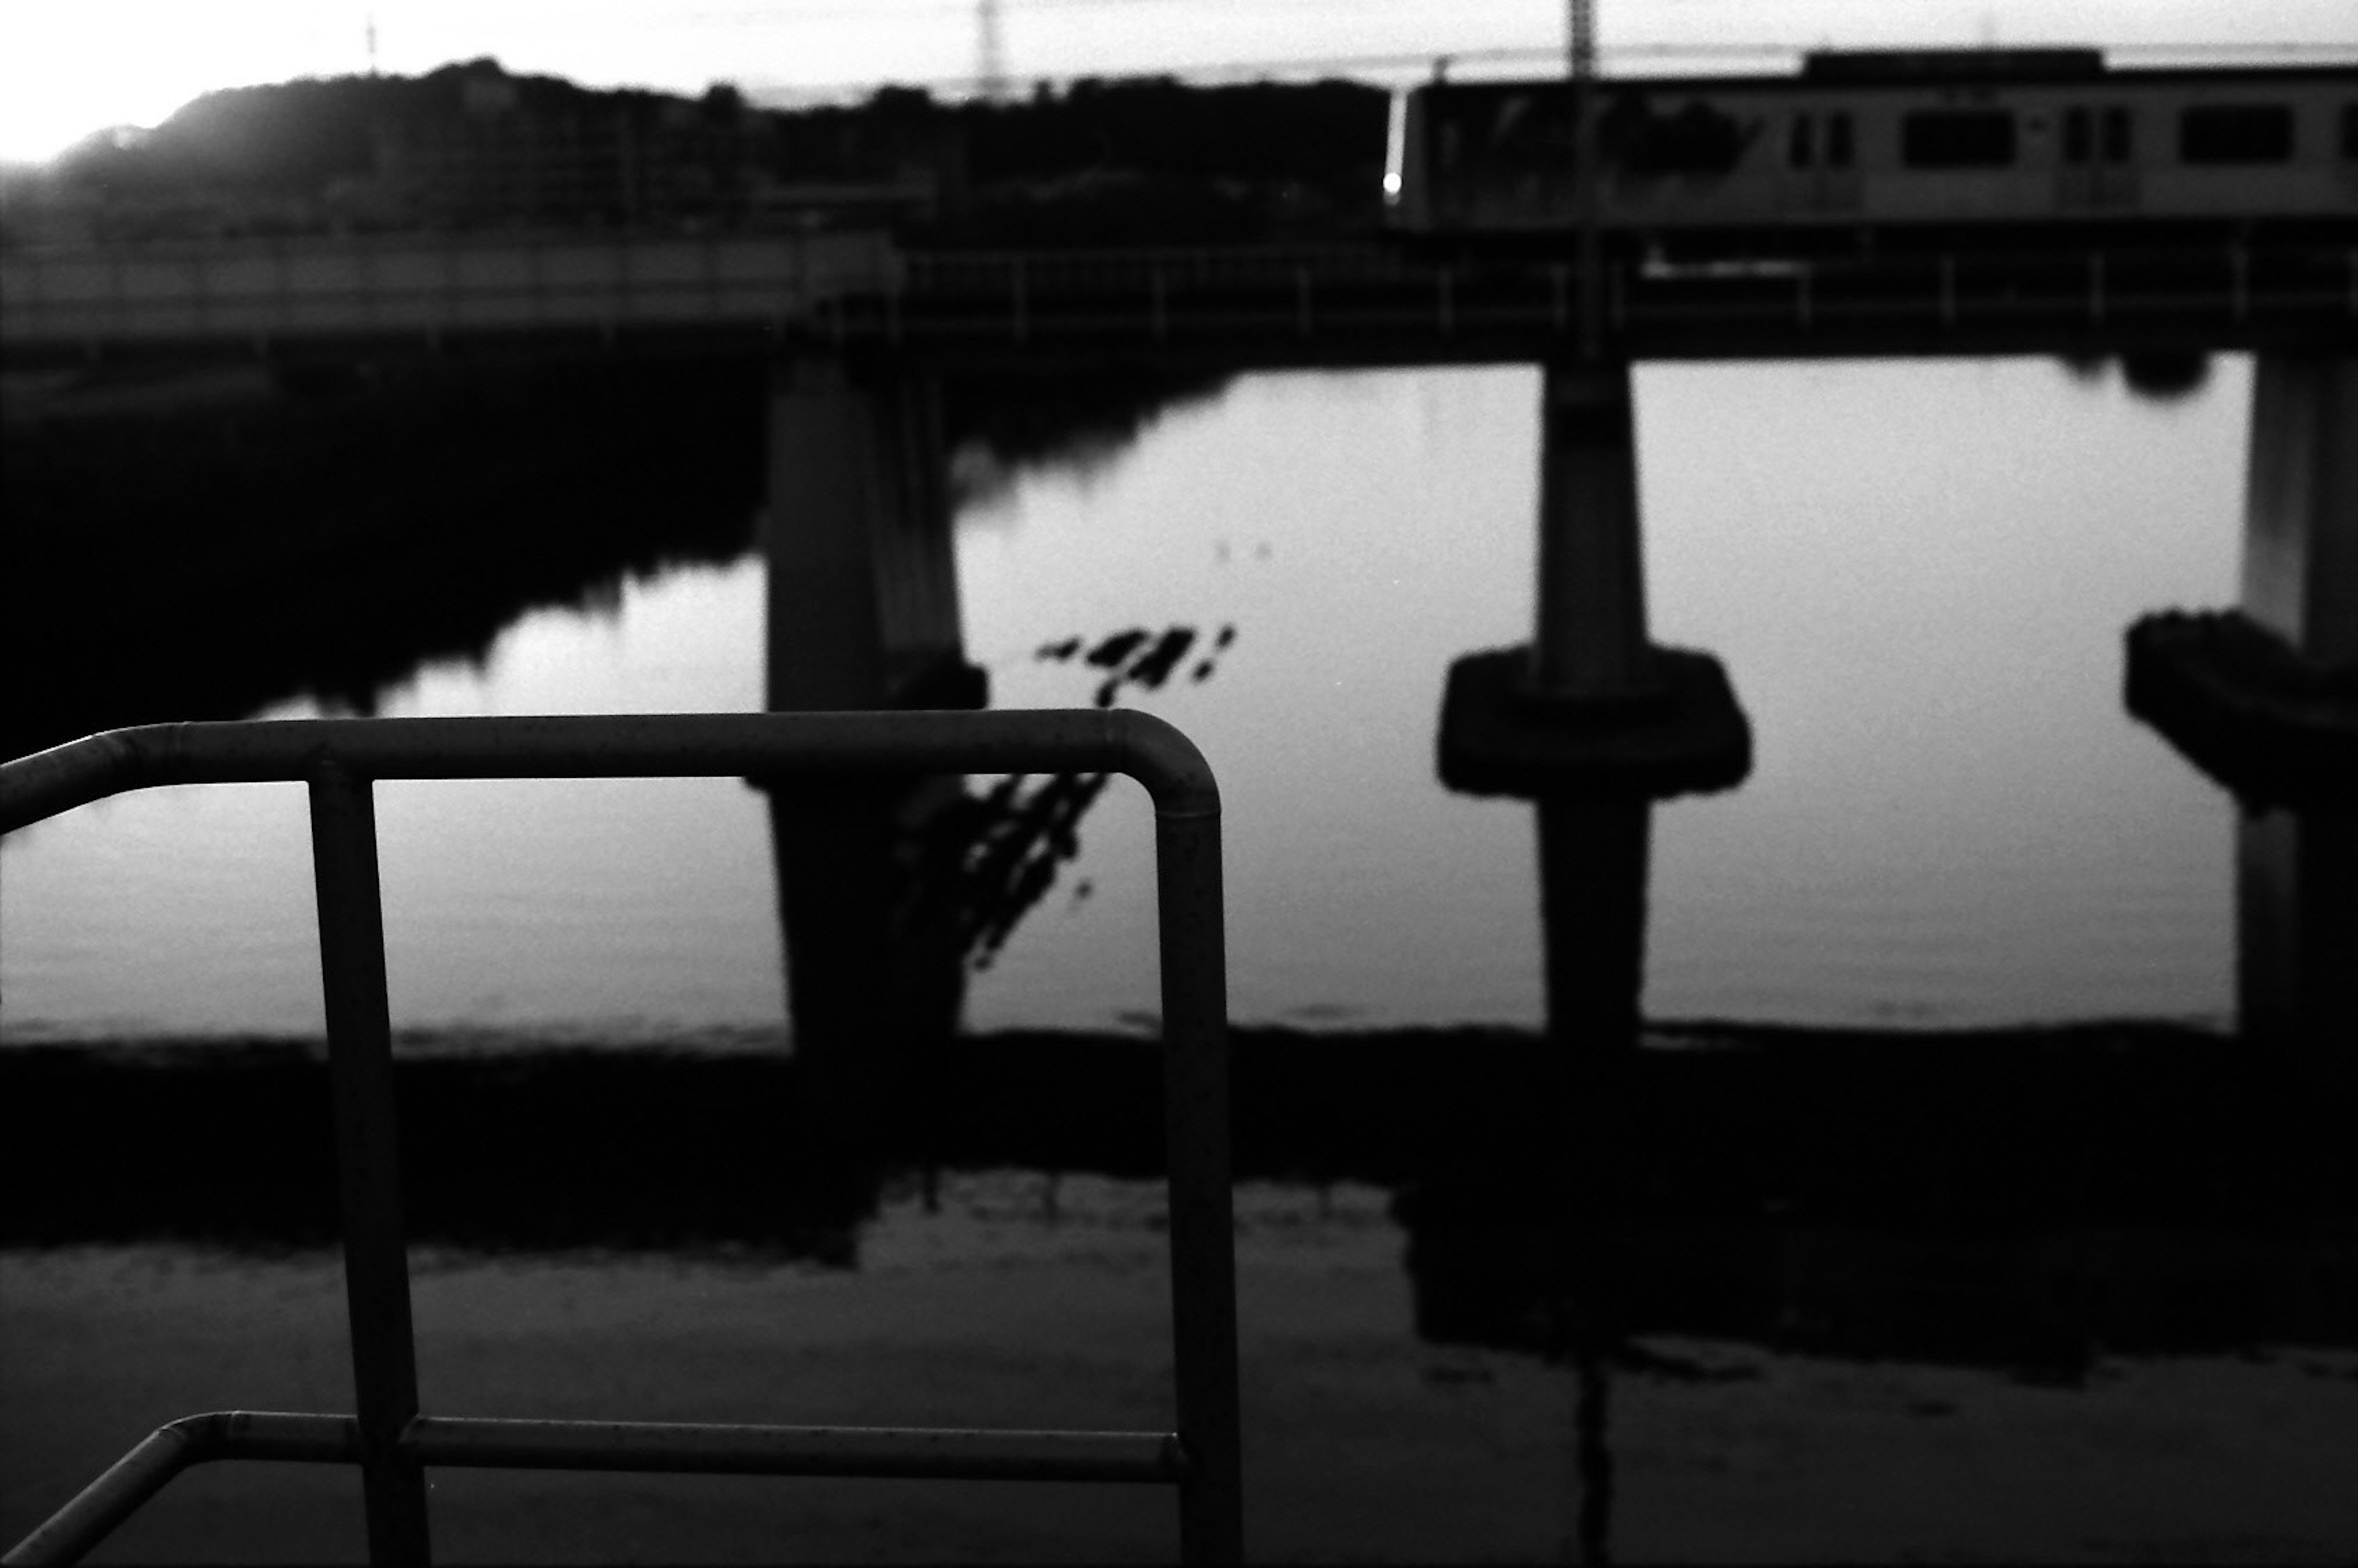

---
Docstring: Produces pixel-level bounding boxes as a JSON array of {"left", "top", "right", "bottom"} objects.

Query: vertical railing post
[
  {"left": 308, "top": 763, "right": 432, "bottom": 1567},
  {"left": 1153, "top": 804, "right": 1242, "bottom": 1565}
]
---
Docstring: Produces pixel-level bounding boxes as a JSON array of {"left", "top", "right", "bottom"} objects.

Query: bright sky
[{"left": 0, "top": 0, "right": 2349, "bottom": 164}]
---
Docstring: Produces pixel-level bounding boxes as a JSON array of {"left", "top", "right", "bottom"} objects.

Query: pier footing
[
  {"left": 1437, "top": 644, "right": 1752, "bottom": 801},
  {"left": 2123, "top": 610, "right": 2358, "bottom": 812}
]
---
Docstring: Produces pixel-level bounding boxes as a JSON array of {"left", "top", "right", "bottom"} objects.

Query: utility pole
[
  {"left": 366, "top": 10, "right": 380, "bottom": 77},
  {"left": 1570, "top": 0, "right": 1602, "bottom": 359},
  {"left": 977, "top": 0, "right": 1008, "bottom": 102}
]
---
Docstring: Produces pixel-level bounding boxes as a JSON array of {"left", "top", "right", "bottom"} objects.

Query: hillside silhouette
[{"left": 14, "top": 61, "right": 1388, "bottom": 244}]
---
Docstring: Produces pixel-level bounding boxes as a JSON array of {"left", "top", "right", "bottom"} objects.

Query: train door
[
  {"left": 2056, "top": 103, "right": 2138, "bottom": 213},
  {"left": 1786, "top": 107, "right": 1863, "bottom": 221}
]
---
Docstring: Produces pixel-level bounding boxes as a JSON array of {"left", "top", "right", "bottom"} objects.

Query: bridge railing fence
[
  {"left": 4, "top": 231, "right": 2351, "bottom": 359},
  {"left": 874, "top": 241, "right": 2358, "bottom": 351}
]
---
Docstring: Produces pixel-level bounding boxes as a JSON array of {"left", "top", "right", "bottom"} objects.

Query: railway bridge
[{"left": 5, "top": 222, "right": 2354, "bottom": 1053}]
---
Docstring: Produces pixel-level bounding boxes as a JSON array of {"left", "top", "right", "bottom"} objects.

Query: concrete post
[
  {"left": 1530, "top": 359, "right": 1652, "bottom": 701},
  {"left": 2242, "top": 354, "right": 2358, "bottom": 663}
]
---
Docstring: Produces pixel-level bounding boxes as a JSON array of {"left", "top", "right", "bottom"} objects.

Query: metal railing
[
  {"left": 0, "top": 230, "right": 904, "bottom": 352},
  {"left": 874, "top": 242, "right": 2358, "bottom": 351},
  {"left": 0, "top": 710, "right": 1241, "bottom": 1567},
  {"left": 10, "top": 235, "right": 2351, "bottom": 364}
]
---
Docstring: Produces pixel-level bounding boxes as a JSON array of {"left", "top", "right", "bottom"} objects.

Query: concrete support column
[
  {"left": 765, "top": 357, "right": 971, "bottom": 712},
  {"left": 2242, "top": 354, "right": 2358, "bottom": 662},
  {"left": 761, "top": 354, "right": 979, "bottom": 1104},
  {"left": 1530, "top": 359, "right": 1652, "bottom": 701},
  {"left": 1438, "top": 359, "right": 1747, "bottom": 1062},
  {"left": 2125, "top": 354, "right": 2358, "bottom": 1075},
  {"left": 2235, "top": 355, "right": 2357, "bottom": 1076}
]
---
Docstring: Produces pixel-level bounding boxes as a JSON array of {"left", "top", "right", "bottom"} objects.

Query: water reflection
[
  {"left": 2237, "top": 807, "right": 2358, "bottom": 1081},
  {"left": 0, "top": 359, "right": 770, "bottom": 763}
]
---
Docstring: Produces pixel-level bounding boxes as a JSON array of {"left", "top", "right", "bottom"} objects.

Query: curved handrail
[
  {"left": 2, "top": 1412, "right": 359, "bottom": 1566},
  {"left": 0, "top": 708, "right": 1219, "bottom": 836}
]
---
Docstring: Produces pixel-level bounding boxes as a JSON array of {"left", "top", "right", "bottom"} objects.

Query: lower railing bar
[
  {"left": 405, "top": 1417, "right": 1188, "bottom": 1482},
  {"left": 4, "top": 1413, "right": 1181, "bottom": 1567}
]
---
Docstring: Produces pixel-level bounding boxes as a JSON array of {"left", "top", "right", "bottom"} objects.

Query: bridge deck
[{"left": 4, "top": 235, "right": 2353, "bottom": 368}]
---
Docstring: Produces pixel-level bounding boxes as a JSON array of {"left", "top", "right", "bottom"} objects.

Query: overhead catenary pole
[
  {"left": 1570, "top": 0, "right": 1603, "bottom": 360},
  {"left": 978, "top": 0, "right": 1008, "bottom": 102}
]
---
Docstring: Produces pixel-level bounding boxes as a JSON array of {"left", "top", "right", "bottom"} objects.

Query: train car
[{"left": 1383, "top": 49, "right": 2358, "bottom": 258}]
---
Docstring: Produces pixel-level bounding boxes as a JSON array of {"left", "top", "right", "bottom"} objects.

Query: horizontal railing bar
[
  {"left": 405, "top": 1416, "right": 1188, "bottom": 1482},
  {"left": 0, "top": 710, "right": 1218, "bottom": 837}
]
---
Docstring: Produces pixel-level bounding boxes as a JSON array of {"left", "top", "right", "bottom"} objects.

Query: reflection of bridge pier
[
  {"left": 1439, "top": 358, "right": 1750, "bottom": 1049},
  {"left": 760, "top": 355, "right": 984, "bottom": 1109},
  {"left": 2126, "top": 353, "right": 2358, "bottom": 1079}
]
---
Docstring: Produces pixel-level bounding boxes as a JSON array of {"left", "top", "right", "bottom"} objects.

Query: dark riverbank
[{"left": 7, "top": 1021, "right": 2351, "bottom": 1373}]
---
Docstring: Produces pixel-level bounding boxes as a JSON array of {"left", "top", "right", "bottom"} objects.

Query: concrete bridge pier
[
  {"left": 1438, "top": 359, "right": 1751, "bottom": 1051},
  {"left": 758, "top": 356, "right": 985, "bottom": 1120},
  {"left": 764, "top": 357, "right": 984, "bottom": 715},
  {"left": 2235, "top": 357, "right": 2358, "bottom": 1077},
  {"left": 2125, "top": 353, "right": 2358, "bottom": 1077},
  {"left": 2243, "top": 355, "right": 2358, "bottom": 669},
  {"left": 1530, "top": 361, "right": 1656, "bottom": 702}
]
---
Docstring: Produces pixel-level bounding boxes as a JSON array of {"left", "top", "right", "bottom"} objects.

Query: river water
[
  {"left": 0, "top": 355, "right": 2246, "bottom": 1044},
  {"left": 14, "top": 355, "right": 2358, "bottom": 1567}
]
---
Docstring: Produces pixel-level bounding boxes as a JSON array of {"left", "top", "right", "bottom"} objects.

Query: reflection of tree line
[
  {"left": 0, "top": 359, "right": 1227, "bottom": 762},
  {"left": 2, "top": 359, "right": 765, "bottom": 760}
]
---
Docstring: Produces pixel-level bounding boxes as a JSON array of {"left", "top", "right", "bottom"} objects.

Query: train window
[
  {"left": 1789, "top": 113, "right": 1815, "bottom": 168},
  {"left": 2101, "top": 107, "right": 2132, "bottom": 162},
  {"left": 2179, "top": 104, "right": 2294, "bottom": 163},
  {"left": 1901, "top": 110, "right": 2016, "bottom": 168},
  {"left": 2063, "top": 107, "right": 2090, "bottom": 164},
  {"left": 1827, "top": 111, "right": 1854, "bottom": 168}
]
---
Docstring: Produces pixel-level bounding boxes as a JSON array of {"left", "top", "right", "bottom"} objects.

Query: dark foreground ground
[{"left": 6, "top": 1022, "right": 2356, "bottom": 1562}]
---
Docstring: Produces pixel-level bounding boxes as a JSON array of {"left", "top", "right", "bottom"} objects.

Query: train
[{"left": 1382, "top": 49, "right": 2358, "bottom": 258}]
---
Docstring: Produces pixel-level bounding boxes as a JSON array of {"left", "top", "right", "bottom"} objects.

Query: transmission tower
[{"left": 978, "top": 0, "right": 1009, "bottom": 101}]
